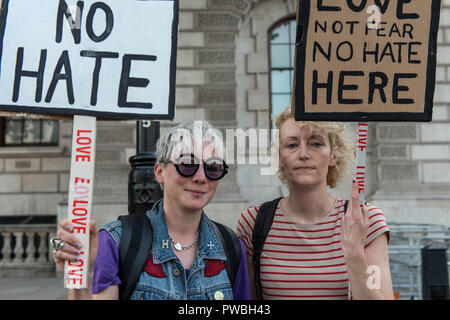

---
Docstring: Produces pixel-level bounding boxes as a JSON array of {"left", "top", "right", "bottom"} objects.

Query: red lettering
[
  {"left": 66, "top": 277, "right": 83, "bottom": 286},
  {"left": 68, "top": 258, "right": 84, "bottom": 267},
  {"left": 76, "top": 155, "right": 90, "bottom": 162},
  {"left": 68, "top": 268, "right": 83, "bottom": 277},
  {"left": 72, "top": 217, "right": 87, "bottom": 226},
  {"left": 74, "top": 195, "right": 88, "bottom": 202},
  {"left": 356, "top": 168, "right": 365, "bottom": 193},
  {"left": 357, "top": 182, "right": 365, "bottom": 193},
  {"left": 74, "top": 185, "right": 89, "bottom": 194},
  {"left": 76, "top": 145, "right": 91, "bottom": 154},
  {"left": 73, "top": 200, "right": 88, "bottom": 207},
  {"left": 76, "top": 137, "right": 91, "bottom": 145},
  {"left": 73, "top": 226, "right": 86, "bottom": 234},
  {"left": 76, "top": 145, "right": 91, "bottom": 162},
  {"left": 72, "top": 208, "right": 88, "bottom": 216},
  {"left": 358, "top": 136, "right": 368, "bottom": 144},
  {"left": 75, "top": 177, "right": 90, "bottom": 184},
  {"left": 75, "top": 131, "right": 92, "bottom": 162},
  {"left": 77, "top": 130, "right": 92, "bottom": 137}
]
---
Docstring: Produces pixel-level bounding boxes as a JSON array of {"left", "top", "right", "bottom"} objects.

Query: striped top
[{"left": 236, "top": 197, "right": 390, "bottom": 300}]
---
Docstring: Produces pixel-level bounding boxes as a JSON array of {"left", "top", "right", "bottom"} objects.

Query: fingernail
[
  {"left": 66, "top": 225, "right": 73, "bottom": 232},
  {"left": 364, "top": 201, "right": 368, "bottom": 206},
  {"left": 75, "top": 242, "right": 82, "bottom": 249},
  {"left": 74, "top": 250, "right": 80, "bottom": 255},
  {"left": 352, "top": 180, "right": 356, "bottom": 184}
]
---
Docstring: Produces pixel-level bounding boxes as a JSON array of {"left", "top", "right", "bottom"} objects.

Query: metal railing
[
  {"left": 1, "top": 220, "right": 448, "bottom": 297},
  {"left": 0, "top": 224, "right": 56, "bottom": 276},
  {"left": 388, "top": 222, "right": 450, "bottom": 300}
]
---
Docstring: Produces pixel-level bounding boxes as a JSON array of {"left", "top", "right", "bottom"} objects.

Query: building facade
[{"left": 0, "top": 0, "right": 450, "bottom": 280}]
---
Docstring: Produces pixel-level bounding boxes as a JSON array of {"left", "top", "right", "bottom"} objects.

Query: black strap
[
  {"left": 252, "top": 197, "right": 282, "bottom": 300},
  {"left": 118, "top": 214, "right": 152, "bottom": 300},
  {"left": 212, "top": 221, "right": 241, "bottom": 287},
  {"left": 343, "top": 200, "right": 349, "bottom": 214}
]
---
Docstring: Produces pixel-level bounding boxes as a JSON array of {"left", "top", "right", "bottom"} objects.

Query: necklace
[{"left": 169, "top": 231, "right": 199, "bottom": 251}]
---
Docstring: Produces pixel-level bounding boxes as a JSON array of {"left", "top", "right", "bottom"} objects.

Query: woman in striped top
[{"left": 237, "top": 106, "right": 393, "bottom": 300}]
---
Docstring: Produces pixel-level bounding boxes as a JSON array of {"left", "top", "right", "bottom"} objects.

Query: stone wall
[
  {"left": 1, "top": 0, "right": 450, "bottom": 232},
  {"left": 234, "top": 0, "right": 450, "bottom": 228},
  {"left": 0, "top": 120, "right": 71, "bottom": 219},
  {"left": 371, "top": 2, "right": 450, "bottom": 226}
]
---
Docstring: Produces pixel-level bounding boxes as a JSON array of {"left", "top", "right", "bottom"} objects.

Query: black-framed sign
[
  {"left": 0, "top": 0, "right": 178, "bottom": 120},
  {"left": 293, "top": 0, "right": 441, "bottom": 122}
]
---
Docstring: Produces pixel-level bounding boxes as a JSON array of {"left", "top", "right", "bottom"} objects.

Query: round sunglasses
[{"left": 165, "top": 153, "right": 229, "bottom": 181}]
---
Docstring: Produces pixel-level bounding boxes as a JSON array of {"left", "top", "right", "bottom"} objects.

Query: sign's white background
[{"left": 0, "top": 0, "right": 175, "bottom": 117}]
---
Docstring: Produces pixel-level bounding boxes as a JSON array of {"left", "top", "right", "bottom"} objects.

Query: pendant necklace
[{"left": 169, "top": 231, "right": 199, "bottom": 251}]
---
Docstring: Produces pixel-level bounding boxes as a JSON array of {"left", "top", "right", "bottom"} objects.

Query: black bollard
[{"left": 128, "top": 120, "right": 163, "bottom": 215}]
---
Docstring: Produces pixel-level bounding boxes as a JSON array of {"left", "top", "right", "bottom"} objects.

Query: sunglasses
[{"left": 166, "top": 153, "right": 229, "bottom": 181}]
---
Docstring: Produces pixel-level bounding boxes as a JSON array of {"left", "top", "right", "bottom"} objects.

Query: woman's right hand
[{"left": 54, "top": 218, "right": 99, "bottom": 274}]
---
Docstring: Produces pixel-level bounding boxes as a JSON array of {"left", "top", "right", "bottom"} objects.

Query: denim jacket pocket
[{"left": 130, "top": 283, "right": 171, "bottom": 300}]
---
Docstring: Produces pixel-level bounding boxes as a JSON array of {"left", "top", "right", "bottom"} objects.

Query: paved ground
[{"left": 0, "top": 277, "right": 68, "bottom": 300}]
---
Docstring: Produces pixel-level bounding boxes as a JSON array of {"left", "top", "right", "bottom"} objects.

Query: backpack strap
[
  {"left": 118, "top": 214, "right": 153, "bottom": 300},
  {"left": 252, "top": 197, "right": 282, "bottom": 300},
  {"left": 343, "top": 199, "right": 349, "bottom": 214},
  {"left": 211, "top": 221, "right": 241, "bottom": 288}
]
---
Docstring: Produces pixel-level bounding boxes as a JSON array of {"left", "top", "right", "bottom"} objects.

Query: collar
[{"left": 149, "top": 200, "right": 227, "bottom": 264}]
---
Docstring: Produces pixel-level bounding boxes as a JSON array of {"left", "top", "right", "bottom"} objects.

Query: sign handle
[
  {"left": 354, "top": 122, "right": 368, "bottom": 205},
  {"left": 64, "top": 115, "right": 97, "bottom": 289},
  {"left": 348, "top": 122, "right": 369, "bottom": 299}
]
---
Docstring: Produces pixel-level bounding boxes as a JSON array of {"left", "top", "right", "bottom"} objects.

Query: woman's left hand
[{"left": 341, "top": 180, "right": 369, "bottom": 261}]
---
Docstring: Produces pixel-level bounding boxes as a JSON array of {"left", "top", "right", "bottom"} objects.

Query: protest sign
[
  {"left": 293, "top": 0, "right": 441, "bottom": 122},
  {"left": 0, "top": 0, "right": 179, "bottom": 289},
  {"left": 0, "top": 0, "right": 178, "bottom": 120}
]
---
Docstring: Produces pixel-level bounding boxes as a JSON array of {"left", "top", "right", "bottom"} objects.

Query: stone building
[{"left": 0, "top": 0, "right": 449, "bottom": 283}]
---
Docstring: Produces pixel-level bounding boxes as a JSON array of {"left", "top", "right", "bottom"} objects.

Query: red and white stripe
[{"left": 236, "top": 198, "right": 389, "bottom": 300}]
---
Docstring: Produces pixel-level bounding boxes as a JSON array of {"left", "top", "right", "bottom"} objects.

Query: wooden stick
[
  {"left": 355, "top": 122, "right": 368, "bottom": 205},
  {"left": 64, "top": 115, "right": 97, "bottom": 289}
]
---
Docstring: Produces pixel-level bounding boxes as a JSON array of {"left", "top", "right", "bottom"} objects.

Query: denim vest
[{"left": 102, "top": 200, "right": 233, "bottom": 300}]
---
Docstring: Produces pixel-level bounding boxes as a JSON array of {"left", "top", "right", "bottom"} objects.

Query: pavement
[{"left": 0, "top": 276, "right": 68, "bottom": 300}]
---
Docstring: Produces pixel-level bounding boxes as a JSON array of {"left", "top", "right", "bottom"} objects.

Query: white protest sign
[
  {"left": 65, "top": 115, "right": 96, "bottom": 289},
  {"left": 0, "top": 0, "right": 178, "bottom": 119}
]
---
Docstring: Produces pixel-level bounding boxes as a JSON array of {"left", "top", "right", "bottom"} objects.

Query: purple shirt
[{"left": 92, "top": 230, "right": 251, "bottom": 300}]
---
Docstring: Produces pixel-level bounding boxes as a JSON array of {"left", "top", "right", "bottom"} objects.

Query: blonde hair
[{"left": 274, "top": 106, "right": 354, "bottom": 188}]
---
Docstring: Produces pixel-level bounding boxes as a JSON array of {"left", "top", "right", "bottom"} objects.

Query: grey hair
[{"left": 156, "top": 121, "right": 225, "bottom": 164}]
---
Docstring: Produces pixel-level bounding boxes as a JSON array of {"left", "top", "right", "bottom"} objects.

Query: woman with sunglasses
[{"left": 53, "top": 121, "right": 251, "bottom": 300}]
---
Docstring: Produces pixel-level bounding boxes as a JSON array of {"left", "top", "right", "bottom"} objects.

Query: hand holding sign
[
  {"left": 0, "top": 0, "right": 179, "bottom": 292},
  {"left": 54, "top": 218, "right": 99, "bottom": 276}
]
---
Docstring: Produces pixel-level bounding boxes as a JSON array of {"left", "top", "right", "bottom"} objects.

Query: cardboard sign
[
  {"left": 293, "top": 0, "right": 441, "bottom": 122},
  {"left": 0, "top": 0, "right": 178, "bottom": 120}
]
